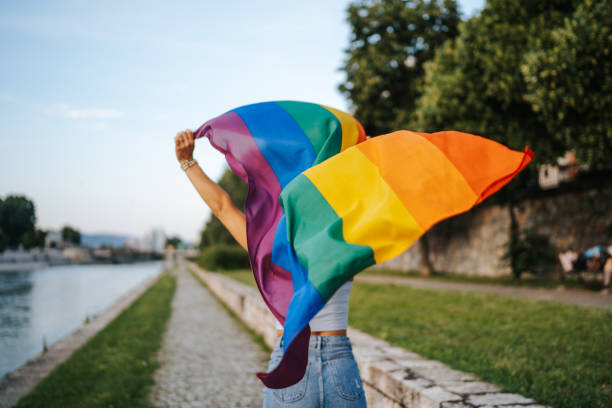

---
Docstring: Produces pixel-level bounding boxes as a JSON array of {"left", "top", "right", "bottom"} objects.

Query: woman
[{"left": 174, "top": 129, "right": 367, "bottom": 407}]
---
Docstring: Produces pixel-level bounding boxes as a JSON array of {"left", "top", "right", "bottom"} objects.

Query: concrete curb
[
  {"left": 186, "top": 260, "right": 549, "bottom": 408},
  {"left": 0, "top": 270, "right": 164, "bottom": 408}
]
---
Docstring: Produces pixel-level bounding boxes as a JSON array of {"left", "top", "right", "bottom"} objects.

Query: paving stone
[
  {"left": 149, "top": 265, "right": 268, "bottom": 407},
  {"left": 467, "top": 392, "right": 535, "bottom": 406},
  {"left": 441, "top": 402, "right": 473, "bottom": 408},
  {"left": 502, "top": 405, "right": 548, "bottom": 408},
  {"left": 421, "top": 385, "right": 463, "bottom": 405},
  {"left": 442, "top": 381, "right": 502, "bottom": 395},
  {"left": 402, "top": 360, "right": 478, "bottom": 384}
]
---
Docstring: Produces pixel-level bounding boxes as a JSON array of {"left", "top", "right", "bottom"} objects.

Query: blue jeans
[{"left": 262, "top": 335, "right": 367, "bottom": 407}]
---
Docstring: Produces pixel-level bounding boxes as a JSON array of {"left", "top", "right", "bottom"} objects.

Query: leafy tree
[
  {"left": 165, "top": 236, "right": 181, "bottom": 248},
  {"left": 413, "top": 0, "right": 592, "bottom": 278},
  {"left": 338, "top": 0, "right": 460, "bottom": 135},
  {"left": 0, "top": 195, "right": 36, "bottom": 249},
  {"left": 414, "top": 0, "right": 579, "bottom": 165},
  {"left": 61, "top": 225, "right": 81, "bottom": 245},
  {"left": 199, "top": 169, "right": 248, "bottom": 249},
  {"left": 21, "top": 228, "right": 48, "bottom": 250},
  {"left": 522, "top": 0, "right": 612, "bottom": 169}
]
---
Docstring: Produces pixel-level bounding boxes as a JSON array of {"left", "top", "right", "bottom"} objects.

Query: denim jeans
[{"left": 262, "top": 335, "right": 367, "bottom": 407}]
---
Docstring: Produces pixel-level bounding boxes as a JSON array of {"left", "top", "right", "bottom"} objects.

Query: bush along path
[{"left": 149, "top": 263, "right": 268, "bottom": 408}]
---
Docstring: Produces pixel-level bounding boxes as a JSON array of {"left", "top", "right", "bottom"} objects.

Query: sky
[{"left": 0, "top": 0, "right": 485, "bottom": 244}]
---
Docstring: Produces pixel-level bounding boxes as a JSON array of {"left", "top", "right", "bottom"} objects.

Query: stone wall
[
  {"left": 186, "top": 260, "right": 548, "bottom": 407},
  {"left": 377, "top": 187, "right": 612, "bottom": 277}
]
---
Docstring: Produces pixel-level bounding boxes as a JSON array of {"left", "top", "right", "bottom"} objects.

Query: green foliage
[
  {"left": 198, "top": 244, "right": 250, "bottom": 271},
  {"left": 338, "top": 0, "right": 460, "bottom": 135},
  {"left": 502, "top": 228, "right": 558, "bottom": 279},
  {"left": 522, "top": 0, "right": 612, "bottom": 169},
  {"left": 165, "top": 236, "right": 181, "bottom": 248},
  {"left": 21, "top": 228, "right": 48, "bottom": 250},
  {"left": 61, "top": 225, "right": 81, "bottom": 245},
  {"left": 14, "top": 272, "right": 176, "bottom": 408},
  {"left": 199, "top": 169, "right": 248, "bottom": 249},
  {"left": 349, "top": 281, "right": 612, "bottom": 408},
  {"left": 0, "top": 194, "right": 36, "bottom": 249},
  {"left": 414, "top": 0, "right": 580, "bottom": 165}
]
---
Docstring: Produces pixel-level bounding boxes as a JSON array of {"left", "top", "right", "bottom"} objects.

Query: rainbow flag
[
  {"left": 194, "top": 101, "right": 534, "bottom": 389},
  {"left": 193, "top": 100, "right": 365, "bottom": 328}
]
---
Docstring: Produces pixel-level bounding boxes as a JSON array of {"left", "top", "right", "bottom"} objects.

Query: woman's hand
[{"left": 175, "top": 129, "right": 195, "bottom": 163}]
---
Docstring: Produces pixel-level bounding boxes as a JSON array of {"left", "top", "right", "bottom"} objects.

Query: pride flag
[{"left": 194, "top": 101, "right": 534, "bottom": 389}]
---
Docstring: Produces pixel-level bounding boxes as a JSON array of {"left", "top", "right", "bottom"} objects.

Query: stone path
[
  {"left": 356, "top": 274, "right": 612, "bottom": 310},
  {"left": 149, "top": 264, "right": 268, "bottom": 408}
]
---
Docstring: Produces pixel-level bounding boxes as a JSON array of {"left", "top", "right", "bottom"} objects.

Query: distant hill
[{"left": 80, "top": 233, "right": 130, "bottom": 249}]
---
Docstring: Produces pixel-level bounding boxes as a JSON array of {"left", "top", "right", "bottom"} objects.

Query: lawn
[
  {"left": 349, "top": 281, "right": 612, "bottom": 408},
  {"left": 362, "top": 267, "right": 605, "bottom": 290},
  {"left": 14, "top": 271, "right": 176, "bottom": 408},
  {"left": 219, "top": 269, "right": 612, "bottom": 407}
]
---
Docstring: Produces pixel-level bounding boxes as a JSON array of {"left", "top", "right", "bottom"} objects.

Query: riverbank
[{"left": 0, "top": 268, "right": 171, "bottom": 407}]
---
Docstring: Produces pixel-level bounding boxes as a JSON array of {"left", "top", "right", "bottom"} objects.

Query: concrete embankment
[
  {"left": 185, "top": 259, "right": 549, "bottom": 408},
  {"left": 0, "top": 271, "right": 162, "bottom": 408}
]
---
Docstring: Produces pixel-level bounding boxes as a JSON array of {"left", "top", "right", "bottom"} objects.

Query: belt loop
[{"left": 316, "top": 335, "right": 322, "bottom": 350}]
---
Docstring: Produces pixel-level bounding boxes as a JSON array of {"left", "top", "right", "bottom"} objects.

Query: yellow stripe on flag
[
  {"left": 321, "top": 105, "right": 359, "bottom": 152},
  {"left": 304, "top": 146, "right": 424, "bottom": 263}
]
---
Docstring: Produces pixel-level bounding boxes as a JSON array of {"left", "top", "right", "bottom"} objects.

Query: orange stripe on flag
[
  {"left": 418, "top": 131, "right": 534, "bottom": 203},
  {"left": 357, "top": 131, "right": 478, "bottom": 230}
]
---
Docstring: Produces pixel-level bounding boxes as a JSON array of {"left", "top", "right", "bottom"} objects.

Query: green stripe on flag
[
  {"left": 276, "top": 101, "right": 343, "bottom": 165},
  {"left": 281, "top": 174, "right": 375, "bottom": 301}
]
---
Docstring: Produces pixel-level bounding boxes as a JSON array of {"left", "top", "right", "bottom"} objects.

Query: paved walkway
[
  {"left": 356, "top": 274, "right": 612, "bottom": 310},
  {"left": 149, "top": 264, "right": 268, "bottom": 408}
]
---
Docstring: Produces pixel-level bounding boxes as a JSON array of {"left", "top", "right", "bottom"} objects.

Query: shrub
[
  {"left": 198, "top": 244, "right": 250, "bottom": 271},
  {"left": 502, "top": 228, "right": 557, "bottom": 280}
]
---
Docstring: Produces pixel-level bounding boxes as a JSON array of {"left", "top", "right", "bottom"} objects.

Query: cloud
[
  {"left": 44, "top": 103, "right": 123, "bottom": 119},
  {"left": 0, "top": 91, "right": 17, "bottom": 103}
]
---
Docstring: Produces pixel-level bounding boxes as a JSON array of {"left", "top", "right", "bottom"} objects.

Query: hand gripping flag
[{"left": 194, "top": 101, "right": 534, "bottom": 389}]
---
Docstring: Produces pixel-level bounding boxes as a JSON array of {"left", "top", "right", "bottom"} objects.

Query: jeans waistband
[{"left": 279, "top": 335, "right": 351, "bottom": 350}]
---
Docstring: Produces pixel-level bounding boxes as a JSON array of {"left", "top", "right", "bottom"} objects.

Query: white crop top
[{"left": 275, "top": 281, "right": 353, "bottom": 331}]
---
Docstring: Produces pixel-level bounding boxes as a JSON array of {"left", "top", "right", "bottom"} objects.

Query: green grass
[
  {"left": 215, "top": 265, "right": 605, "bottom": 291},
  {"left": 216, "top": 268, "right": 258, "bottom": 288},
  {"left": 14, "top": 271, "right": 176, "bottom": 408},
  {"left": 215, "top": 267, "right": 612, "bottom": 406},
  {"left": 363, "top": 267, "right": 605, "bottom": 290},
  {"left": 349, "top": 281, "right": 612, "bottom": 408},
  {"left": 187, "top": 267, "right": 271, "bottom": 353}
]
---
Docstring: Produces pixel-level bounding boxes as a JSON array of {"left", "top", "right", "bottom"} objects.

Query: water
[{"left": 0, "top": 261, "right": 165, "bottom": 378}]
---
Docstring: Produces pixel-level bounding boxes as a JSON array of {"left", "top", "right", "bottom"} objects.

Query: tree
[
  {"left": 522, "top": 0, "right": 612, "bottom": 169},
  {"left": 338, "top": 0, "right": 460, "bottom": 135},
  {"left": 21, "top": 228, "right": 48, "bottom": 250},
  {"left": 199, "top": 169, "right": 248, "bottom": 249},
  {"left": 61, "top": 225, "right": 81, "bottom": 245},
  {"left": 413, "top": 0, "right": 586, "bottom": 278},
  {"left": 414, "top": 0, "right": 580, "bottom": 165},
  {"left": 338, "top": 0, "right": 460, "bottom": 275},
  {"left": 0, "top": 195, "right": 36, "bottom": 249},
  {"left": 165, "top": 236, "right": 182, "bottom": 248}
]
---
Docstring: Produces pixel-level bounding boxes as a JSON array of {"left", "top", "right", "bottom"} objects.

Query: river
[{"left": 0, "top": 261, "right": 166, "bottom": 378}]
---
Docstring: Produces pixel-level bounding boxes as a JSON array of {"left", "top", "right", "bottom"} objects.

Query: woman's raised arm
[{"left": 174, "top": 129, "right": 248, "bottom": 251}]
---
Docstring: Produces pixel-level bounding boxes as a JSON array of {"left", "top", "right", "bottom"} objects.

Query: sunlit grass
[{"left": 349, "top": 281, "right": 612, "bottom": 408}]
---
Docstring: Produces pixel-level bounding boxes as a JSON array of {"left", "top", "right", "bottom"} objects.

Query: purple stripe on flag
[{"left": 194, "top": 112, "right": 293, "bottom": 323}]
